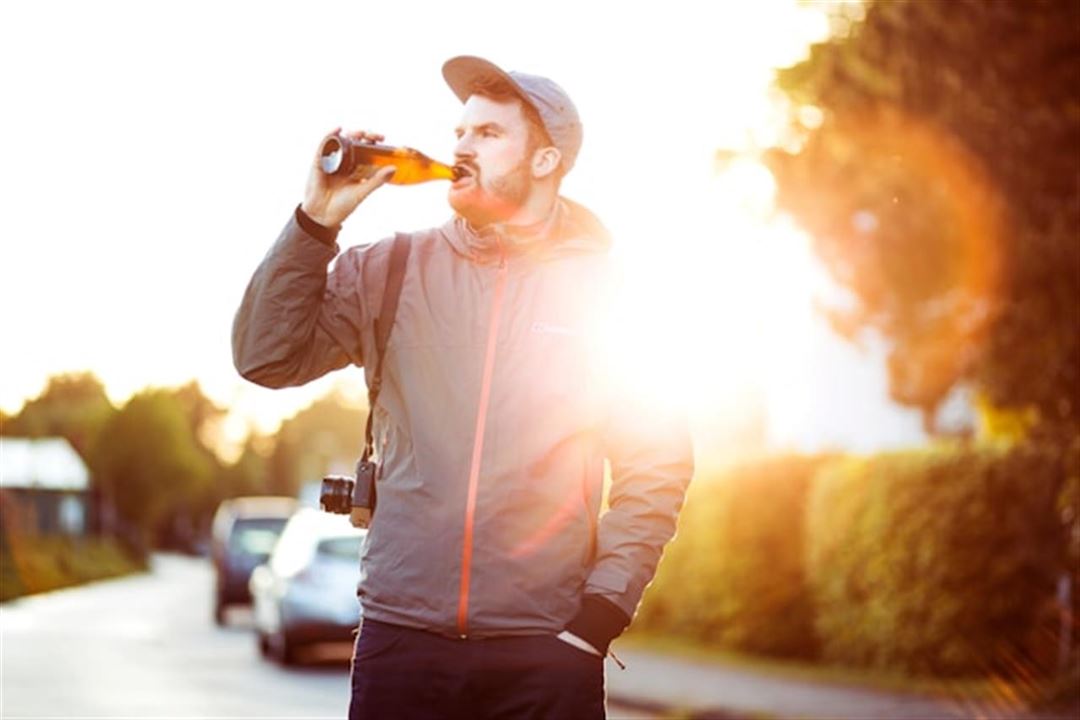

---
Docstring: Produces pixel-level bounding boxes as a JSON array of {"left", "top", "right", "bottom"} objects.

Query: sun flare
[{"left": 596, "top": 158, "right": 823, "bottom": 439}]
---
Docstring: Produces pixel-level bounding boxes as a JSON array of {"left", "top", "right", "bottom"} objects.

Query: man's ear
[{"left": 531, "top": 146, "right": 562, "bottom": 180}]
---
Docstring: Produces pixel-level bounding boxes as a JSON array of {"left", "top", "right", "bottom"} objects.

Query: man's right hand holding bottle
[{"left": 301, "top": 128, "right": 397, "bottom": 227}]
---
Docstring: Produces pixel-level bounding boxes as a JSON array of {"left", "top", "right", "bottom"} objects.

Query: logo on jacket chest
[{"left": 530, "top": 322, "right": 582, "bottom": 338}]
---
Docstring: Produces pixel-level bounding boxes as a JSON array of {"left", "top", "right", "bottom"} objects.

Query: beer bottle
[{"left": 318, "top": 133, "right": 460, "bottom": 184}]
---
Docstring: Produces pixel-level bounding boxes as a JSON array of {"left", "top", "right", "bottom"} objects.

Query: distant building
[{"left": 0, "top": 437, "right": 90, "bottom": 535}]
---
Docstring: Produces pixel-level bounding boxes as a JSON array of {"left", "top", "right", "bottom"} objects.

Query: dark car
[{"left": 211, "top": 496, "right": 299, "bottom": 625}]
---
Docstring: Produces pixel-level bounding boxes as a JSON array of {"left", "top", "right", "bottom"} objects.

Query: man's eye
[{"left": 481, "top": 129, "right": 497, "bottom": 138}]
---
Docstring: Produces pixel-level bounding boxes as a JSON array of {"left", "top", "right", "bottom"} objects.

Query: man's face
[{"left": 448, "top": 94, "right": 536, "bottom": 227}]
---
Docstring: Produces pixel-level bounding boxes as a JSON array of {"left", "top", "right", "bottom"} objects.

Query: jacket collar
[{"left": 442, "top": 198, "right": 611, "bottom": 265}]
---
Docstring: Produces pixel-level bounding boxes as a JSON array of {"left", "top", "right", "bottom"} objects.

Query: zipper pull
[{"left": 608, "top": 649, "right": 626, "bottom": 670}]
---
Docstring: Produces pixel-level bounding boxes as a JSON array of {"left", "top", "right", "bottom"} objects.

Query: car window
[
  {"left": 229, "top": 518, "right": 288, "bottom": 556},
  {"left": 316, "top": 536, "right": 362, "bottom": 560}
]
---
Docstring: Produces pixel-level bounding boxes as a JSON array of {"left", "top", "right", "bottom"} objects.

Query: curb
[{"left": 608, "top": 692, "right": 773, "bottom": 720}]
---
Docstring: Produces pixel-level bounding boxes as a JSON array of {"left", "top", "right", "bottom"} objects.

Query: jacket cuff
[
  {"left": 565, "top": 595, "right": 631, "bottom": 655},
  {"left": 294, "top": 204, "right": 341, "bottom": 246}
]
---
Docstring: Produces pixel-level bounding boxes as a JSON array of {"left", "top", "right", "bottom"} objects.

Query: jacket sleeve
[
  {"left": 568, "top": 394, "right": 694, "bottom": 653},
  {"left": 232, "top": 210, "right": 373, "bottom": 388}
]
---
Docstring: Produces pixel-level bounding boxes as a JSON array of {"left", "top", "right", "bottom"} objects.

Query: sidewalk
[{"left": 605, "top": 645, "right": 1078, "bottom": 720}]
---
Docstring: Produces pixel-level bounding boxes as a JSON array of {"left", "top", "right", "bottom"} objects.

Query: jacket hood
[{"left": 440, "top": 197, "right": 612, "bottom": 265}]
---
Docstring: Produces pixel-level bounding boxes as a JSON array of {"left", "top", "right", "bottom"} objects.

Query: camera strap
[{"left": 361, "top": 233, "right": 412, "bottom": 463}]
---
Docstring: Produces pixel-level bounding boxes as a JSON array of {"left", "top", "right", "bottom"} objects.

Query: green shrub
[
  {"left": 0, "top": 537, "right": 145, "bottom": 602},
  {"left": 636, "top": 454, "right": 831, "bottom": 660},
  {"left": 805, "top": 444, "right": 1065, "bottom": 677}
]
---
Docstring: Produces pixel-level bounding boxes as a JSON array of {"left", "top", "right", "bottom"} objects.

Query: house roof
[{"left": 0, "top": 437, "right": 89, "bottom": 491}]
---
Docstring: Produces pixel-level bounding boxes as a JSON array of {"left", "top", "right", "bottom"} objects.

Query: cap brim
[{"left": 442, "top": 55, "right": 529, "bottom": 105}]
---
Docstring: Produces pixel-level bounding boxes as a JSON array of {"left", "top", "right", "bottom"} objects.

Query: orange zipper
[{"left": 456, "top": 256, "right": 508, "bottom": 637}]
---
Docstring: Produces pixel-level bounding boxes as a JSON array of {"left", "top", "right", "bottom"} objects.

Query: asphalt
[{"left": 604, "top": 644, "right": 1079, "bottom": 720}]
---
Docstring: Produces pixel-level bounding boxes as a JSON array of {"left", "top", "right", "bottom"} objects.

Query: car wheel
[
  {"left": 273, "top": 629, "right": 299, "bottom": 666},
  {"left": 257, "top": 631, "right": 270, "bottom": 657}
]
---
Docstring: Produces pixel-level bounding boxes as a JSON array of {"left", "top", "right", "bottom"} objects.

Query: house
[{"left": 0, "top": 437, "right": 90, "bottom": 535}]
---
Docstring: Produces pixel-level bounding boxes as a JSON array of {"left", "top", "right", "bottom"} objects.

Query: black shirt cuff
[
  {"left": 565, "top": 595, "right": 631, "bottom": 655},
  {"left": 295, "top": 204, "right": 341, "bottom": 246}
]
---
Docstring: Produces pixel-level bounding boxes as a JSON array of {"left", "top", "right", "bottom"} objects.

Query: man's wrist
[
  {"left": 565, "top": 594, "right": 631, "bottom": 655},
  {"left": 295, "top": 204, "right": 340, "bottom": 246}
]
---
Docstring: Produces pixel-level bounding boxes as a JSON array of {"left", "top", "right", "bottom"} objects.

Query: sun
[{"left": 594, "top": 158, "right": 822, "bottom": 431}]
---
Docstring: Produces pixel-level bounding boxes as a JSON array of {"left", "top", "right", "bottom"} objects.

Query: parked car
[
  {"left": 249, "top": 508, "right": 366, "bottom": 665},
  {"left": 210, "top": 496, "right": 299, "bottom": 625}
]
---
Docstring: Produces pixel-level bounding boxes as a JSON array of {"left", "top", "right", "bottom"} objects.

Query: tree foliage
[
  {"left": 93, "top": 389, "right": 214, "bottom": 542},
  {"left": 5, "top": 372, "right": 366, "bottom": 545},
  {"left": 219, "top": 436, "right": 272, "bottom": 499},
  {"left": 155, "top": 382, "right": 229, "bottom": 545},
  {"left": 807, "top": 444, "right": 1065, "bottom": 677},
  {"left": 1, "top": 372, "right": 116, "bottom": 459},
  {"left": 170, "top": 380, "right": 226, "bottom": 450},
  {"left": 767, "top": 0, "right": 1080, "bottom": 434},
  {"left": 637, "top": 455, "right": 830, "bottom": 659},
  {"left": 267, "top": 390, "right": 366, "bottom": 497}
]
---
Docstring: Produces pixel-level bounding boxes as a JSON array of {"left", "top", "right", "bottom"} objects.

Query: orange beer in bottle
[{"left": 318, "top": 133, "right": 460, "bottom": 184}]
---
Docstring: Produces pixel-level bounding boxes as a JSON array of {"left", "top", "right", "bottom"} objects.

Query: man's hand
[{"left": 301, "top": 128, "right": 397, "bottom": 228}]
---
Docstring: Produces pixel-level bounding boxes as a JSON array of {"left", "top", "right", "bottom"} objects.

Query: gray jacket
[{"left": 233, "top": 199, "right": 693, "bottom": 646}]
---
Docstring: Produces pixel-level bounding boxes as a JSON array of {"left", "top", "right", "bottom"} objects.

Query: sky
[{"left": 0, "top": 0, "right": 926, "bottom": 460}]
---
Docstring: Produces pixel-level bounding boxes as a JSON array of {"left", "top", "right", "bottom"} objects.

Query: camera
[
  {"left": 319, "top": 460, "right": 378, "bottom": 515},
  {"left": 319, "top": 475, "right": 354, "bottom": 514}
]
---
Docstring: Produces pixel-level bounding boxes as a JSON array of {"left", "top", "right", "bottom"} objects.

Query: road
[{"left": 1, "top": 554, "right": 655, "bottom": 719}]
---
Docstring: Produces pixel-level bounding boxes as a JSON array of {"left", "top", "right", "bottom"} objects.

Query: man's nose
[{"left": 453, "top": 134, "right": 476, "bottom": 161}]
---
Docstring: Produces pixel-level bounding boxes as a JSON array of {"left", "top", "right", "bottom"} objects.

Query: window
[{"left": 316, "top": 536, "right": 363, "bottom": 560}]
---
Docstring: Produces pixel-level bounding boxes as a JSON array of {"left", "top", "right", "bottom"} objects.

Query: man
[{"left": 233, "top": 56, "right": 693, "bottom": 720}]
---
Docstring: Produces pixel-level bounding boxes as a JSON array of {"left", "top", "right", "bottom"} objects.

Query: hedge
[
  {"left": 635, "top": 454, "right": 831, "bottom": 659},
  {"left": 805, "top": 443, "right": 1066, "bottom": 677},
  {"left": 0, "top": 536, "right": 146, "bottom": 602}
]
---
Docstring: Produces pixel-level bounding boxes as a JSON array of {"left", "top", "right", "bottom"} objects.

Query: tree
[
  {"left": 170, "top": 381, "right": 226, "bottom": 450},
  {"left": 267, "top": 389, "right": 366, "bottom": 497},
  {"left": 158, "top": 381, "right": 230, "bottom": 546},
  {"left": 220, "top": 435, "right": 272, "bottom": 499},
  {"left": 93, "top": 389, "right": 213, "bottom": 544},
  {"left": 767, "top": 0, "right": 1079, "bottom": 435},
  {"left": 2, "top": 372, "right": 116, "bottom": 460}
]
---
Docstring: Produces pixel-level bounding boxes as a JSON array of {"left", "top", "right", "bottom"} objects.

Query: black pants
[{"left": 349, "top": 620, "right": 606, "bottom": 720}]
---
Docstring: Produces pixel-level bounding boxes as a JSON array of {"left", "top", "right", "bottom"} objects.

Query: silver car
[{"left": 249, "top": 508, "right": 365, "bottom": 664}]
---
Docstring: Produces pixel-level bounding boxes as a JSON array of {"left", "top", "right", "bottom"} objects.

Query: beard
[{"left": 448, "top": 159, "right": 531, "bottom": 228}]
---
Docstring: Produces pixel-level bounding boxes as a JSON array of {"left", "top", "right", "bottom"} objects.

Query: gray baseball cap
[{"left": 442, "top": 55, "right": 583, "bottom": 174}]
